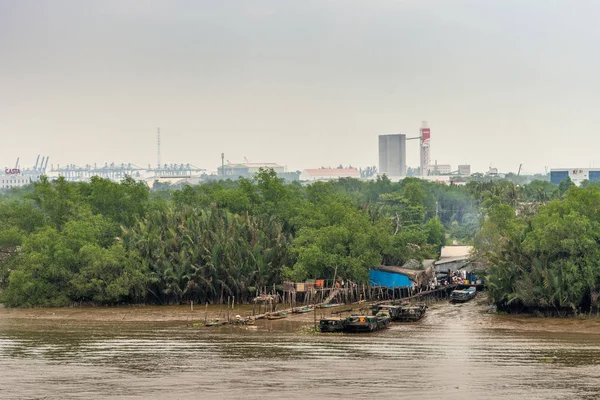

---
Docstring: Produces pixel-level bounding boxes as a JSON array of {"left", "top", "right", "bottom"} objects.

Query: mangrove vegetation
[{"left": 1, "top": 170, "right": 600, "bottom": 314}]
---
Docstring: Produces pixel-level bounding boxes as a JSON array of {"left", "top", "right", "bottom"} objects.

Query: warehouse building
[{"left": 550, "top": 168, "right": 600, "bottom": 186}]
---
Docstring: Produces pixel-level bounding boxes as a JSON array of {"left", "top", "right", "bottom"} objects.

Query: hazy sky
[{"left": 1, "top": 0, "right": 599, "bottom": 174}]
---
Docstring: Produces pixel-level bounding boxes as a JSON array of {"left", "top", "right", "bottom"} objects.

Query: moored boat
[
  {"left": 266, "top": 311, "right": 288, "bottom": 320},
  {"left": 292, "top": 306, "right": 314, "bottom": 314},
  {"left": 233, "top": 315, "right": 255, "bottom": 325},
  {"left": 372, "top": 304, "right": 402, "bottom": 320},
  {"left": 318, "top": 303, "right": 338, "bottom": 309},
  {"left": 343, "top": 315, "right": 379, "bottom": 333},
  {"left": 451, "top": 286, "right": 477, "bottom": 303},
  {"left": 375, "top": 310, "right": 391, "bottom": 329},
  {"left": 319, "top": 317, "right": 345, "bottom": 333},
  {"left": 372, "top": 303, "right": 427, "bottom": 322},
  {"left": 396, "top": 303, "right": 427, "bottom": 322},
  {"left": 205, "top": 319, "right": 228, "bottom": 327}
]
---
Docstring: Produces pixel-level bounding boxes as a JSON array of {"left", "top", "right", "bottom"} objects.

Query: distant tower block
[
  {"left": 420, "top": 121, "right": 431, "bottom": 176},
  {"left": 378, "top": 134, "right": 407, "bottom": 177}
]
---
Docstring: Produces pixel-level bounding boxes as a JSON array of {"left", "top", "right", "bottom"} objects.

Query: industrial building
[
  {"left": 379, "top": 122, "right": 464, "bottom": 178},
  {"left": 378, "top": 134, "right": 406, "bottom": 177},
  {"left": 217, "top": 162, "right": 285, "bottom": 178},
  {"left": 458, "top": 165, "right": 471, "bottom": 176},
  {"left": 550, "top": 168, "right": 600, "bottom": 186},
  {"left": 427, "top": 162, "right": 452, "bottom": 175},
  {"left": 1, "top": 156, "right": 48, "bottom": 190},
  {"left": 300, "top": 168, "right": 360, "bottom": 182},
  {"left": 0, "top": 174, "right": 36, "bottom": 190}
]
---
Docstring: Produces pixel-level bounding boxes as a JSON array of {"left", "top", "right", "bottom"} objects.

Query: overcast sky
[{"left": 1, "top": 0, "right": 599, "bottom": 174}]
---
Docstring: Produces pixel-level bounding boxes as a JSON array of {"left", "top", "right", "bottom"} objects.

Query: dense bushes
[
  {"left": 483, "top": 186, "right": 600, "bottom": 314},
  {"left": 0, "top": 171, "right": 478, "bottom": 306}
]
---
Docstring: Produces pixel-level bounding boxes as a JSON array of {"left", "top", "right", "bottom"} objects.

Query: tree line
[
  {"left": 3, "top": 169, "right": 598, "bottom": 314},
  {"left": 0, "top": 170, "right": 476, "bottom": 307},
  {"left": 473, "top": 177, "right": 600, "bottom": 314}
]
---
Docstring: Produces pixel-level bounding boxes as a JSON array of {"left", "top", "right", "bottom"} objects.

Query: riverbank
[
  {"left": 0, "top": 302, "right": 358, "bottom": 324},
  {"left": 2, "top": 298, "right": 600, "bottom": 335}
]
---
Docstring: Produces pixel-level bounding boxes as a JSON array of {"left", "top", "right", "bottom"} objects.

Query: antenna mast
[{"left": 157, "top": 128, "right": 161, "bottom": 169}]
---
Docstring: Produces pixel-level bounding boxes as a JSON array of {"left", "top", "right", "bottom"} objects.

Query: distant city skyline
[{"left": 2, "top": 1, "right": 599, "bottom": 175}]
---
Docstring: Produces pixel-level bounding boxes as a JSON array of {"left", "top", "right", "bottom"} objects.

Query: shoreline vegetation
[{"left": 1, "top": 169, "right": 600, "bottom": 317}]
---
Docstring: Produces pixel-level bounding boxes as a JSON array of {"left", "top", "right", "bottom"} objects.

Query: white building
[
  {"left": 1, "top": 170, "right": 40, "bottom": 190},
  {"left": 300, "top": 168, "right": 360, "bottom": 182},
  {"left": 427, "top": 164, "right": 452, "bottom": 175},
  {"left": 550, "top": 168, "right": 600, "bottom": 186}
]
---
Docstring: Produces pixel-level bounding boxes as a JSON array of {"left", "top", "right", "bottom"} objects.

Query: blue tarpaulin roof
[{"left": 369, "top": 269, "right": 414, "bottom": 289}]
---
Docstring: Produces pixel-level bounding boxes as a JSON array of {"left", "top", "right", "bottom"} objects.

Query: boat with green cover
[{"left": 343, "top": 315, "right": 381, "bottom": 333}]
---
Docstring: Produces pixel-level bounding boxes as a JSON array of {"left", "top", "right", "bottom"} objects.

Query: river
[{"left": 1, "top": 300, "right": 599, "bottom": 399}]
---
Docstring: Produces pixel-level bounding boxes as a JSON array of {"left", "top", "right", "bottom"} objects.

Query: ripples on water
[{"left": 1, "top": 301, "right": 600, "bottom": 399}]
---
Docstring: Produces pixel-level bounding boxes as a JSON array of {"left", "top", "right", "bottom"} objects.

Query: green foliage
[
  {"left": 485, "top": 186, "right": 600, "bottom": 313},
  {"left": 1, "top": 170, "right": 490, "bottom": 306},
  {"left": 286, "top": 200, "right": 384, "bottom": 282},
  {"left": 121, "top": 205, "right": 290, "bottom": 304}
]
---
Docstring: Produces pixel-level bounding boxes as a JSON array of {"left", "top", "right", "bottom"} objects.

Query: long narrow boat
[
  {"left": 266, "top": 311, "right": 288, "bottom": 320},
  {"left": 205, "top": 319, "right": 228, "bottom": 327},
  {"left": 450, "top": 286, "right": 477, "bottom": 303},
  {"left": 318, "top": 303, "right": 338, "bottom": 309},
  {"left": 292, "top": 306, "right": 314, "bottom": 314}
]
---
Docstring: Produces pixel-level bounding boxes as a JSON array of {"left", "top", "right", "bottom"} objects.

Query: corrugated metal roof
[
  {"left": 372, "top": 265, "right": 422, "bottom": 279},
  {"left": 440, "top": 246, "right": 473, "bottom": 258},
  {"left": 435, "top": 256, "right": 471, "bottom": 265}
]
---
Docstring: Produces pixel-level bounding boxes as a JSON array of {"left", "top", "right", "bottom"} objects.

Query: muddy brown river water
[{"left": 1, "top": 300, "right": 600, "bottom": 399}]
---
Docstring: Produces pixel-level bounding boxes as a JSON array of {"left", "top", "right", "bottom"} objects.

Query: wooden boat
[
  {"left": 292, "top": 306, "right": 314, "bottom": 314},
  {"left": 375, "top": 311, "right": 391, "bottom": 329},
  {"left": 232, "top": 316, "right": 255, "bottom": 325},
  {"left": 205, "top": 319, "right": 228, "bottom": 327},
  {"left": 372, "top": 303, "right": 426, "bottom": 322},
  {"left": 343, "top": 315, "right": 379, "bottom": 333},
  {"left": 318, "top": 303, "right": 338, "bottom": 309},
  {"left": 451, "top": 286, "right": 477, "bottom": 303},
  {"left": 396, "top": 303, "right": 427, "bottom": 322},
  {"left": 319, "top": 317, "right": 345, "bottom": 333},
  {"left": 372, "top": 305, "right": 402, "bottom": 320},
  {"left": 266, "top": 311, "right": 288, "bottom": 320}
]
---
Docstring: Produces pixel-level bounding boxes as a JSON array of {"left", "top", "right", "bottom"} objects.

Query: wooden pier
[{"left": 250, "top": 284, "right": 463, "bottom": 321}]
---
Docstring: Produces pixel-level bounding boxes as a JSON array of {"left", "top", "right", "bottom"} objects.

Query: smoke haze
[{"left": 1, "top": 0, "right": 599, "bottom": 173}]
